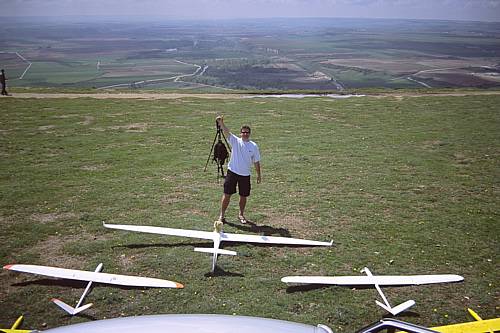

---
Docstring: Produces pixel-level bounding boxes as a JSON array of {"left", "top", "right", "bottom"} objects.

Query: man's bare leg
[
  {"left": 219, "top": 193, "right": 231, "bottom": 221},
  {"left": 238, "top": 195, "right": 247, "bottom": 223}
]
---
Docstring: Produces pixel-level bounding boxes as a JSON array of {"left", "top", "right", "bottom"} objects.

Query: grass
[{"left": 0, "top": 93, "right": 498, "bottom": 331}]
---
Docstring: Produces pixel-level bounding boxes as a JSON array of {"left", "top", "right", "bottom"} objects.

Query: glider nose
[{"left": 175, "top": 282, "right": 184, "bottom": 289}]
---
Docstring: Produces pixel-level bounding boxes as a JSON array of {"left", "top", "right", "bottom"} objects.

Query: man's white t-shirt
[{"left": 227, "top": 133, "right": 261, "bottom": 176}]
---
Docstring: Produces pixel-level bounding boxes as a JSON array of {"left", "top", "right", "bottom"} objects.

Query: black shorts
[{"left": 224, "top": 169, "right": 251, "bottom": 197}]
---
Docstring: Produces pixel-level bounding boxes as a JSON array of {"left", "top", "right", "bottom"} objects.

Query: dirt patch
[
  {"left": 454, "top": 152, "right": 475, "bottom": 166},
  {"left": 322, "top": 58, "right": 428, "bottom": 75},
  {"left": 160, "top": 191, "right": 190, "bottom": 204},
  {"left": 0, "top": 215, "right": 18, "bottom": 226},
  {"left": 30, "top": 235, "right": 80, "bottom": 267},
  {"left": 30, "top": 212, "right": 78, "bottom": 224},
  {"left": 109, "top": 123, "right": 148, "bottom": 132},
  {"left": 38, "top": 125, "right": 56, "bottom": 131},
  {"left": 80, "top": 164, "right": 108, "bottom": 171},
  {"left": 78, "top": 116, "right": 94, "bottom": 126},
  {"left": 33, "top": 232, "right": 110, "bottom": 266},
  {"left": 0, "top": 269, "right": 27, "bottom": 300},
  {"left": 312, "top": 113, "right": 339, "bottom": 122},
  {"left": 257, "top": 210, "right": 316, "bottom": 239},
  {"left": 422, "top": 140, "right": 446, "bottom": 150},
  {"left": 117, "top": 253, "right": 138, "bottom": 268},
  {"left": 417, "top": 72, "right": 496, "bottom": 87}
]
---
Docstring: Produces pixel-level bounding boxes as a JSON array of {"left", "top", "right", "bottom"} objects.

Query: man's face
[{"left": 240, "top": 129, "right": 250, "bottom": 141}]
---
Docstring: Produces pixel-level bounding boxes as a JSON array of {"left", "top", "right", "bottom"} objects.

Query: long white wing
[
  {"left": 104, "top": 223, "right": 332, "bottom": 246},
  {"left": 4, "top": 264, "right": 183, "bottom": 288},
  {"left": 220, "top": 232, "right": 333, "bottom": 246},
  {"left": 281, "top": 274, "right": 463, "bottom": 286},
  {"left": 104, "top": 223, "right": 215, "bottom": 240}
]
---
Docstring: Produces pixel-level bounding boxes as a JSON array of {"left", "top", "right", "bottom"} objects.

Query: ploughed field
[{"left": 1, "top": 17, "right": 499, "bottom": 90}]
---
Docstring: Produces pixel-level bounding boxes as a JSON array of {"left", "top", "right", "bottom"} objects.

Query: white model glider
[
  {"left": 103, "top": 223, "right": 333, "bottom": 272},
  {"left": 4, "top": 263, "right": 183, "bottom": 316},
  {"left": 282, "top": 267, "right": 463, "bottom": 316}
]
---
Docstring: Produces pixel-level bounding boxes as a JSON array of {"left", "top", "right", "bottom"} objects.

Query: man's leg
[
  {"left": 237, "top": 174, "right": 251, "bottom": 223},
  {"left": 238, "top": 195, "right": 247, "bottom": 223},
  {"left": 219, "top": 193, "right": 231, "bottom": 221}
]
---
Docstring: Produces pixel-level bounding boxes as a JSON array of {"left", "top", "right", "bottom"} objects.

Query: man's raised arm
[{"left": 216, "top": 115, "right": 230, "bottom": 137}]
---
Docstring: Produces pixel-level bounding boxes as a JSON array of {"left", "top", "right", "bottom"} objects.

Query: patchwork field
[
  {"left": 0, "top": 92, "right": 498, "bottom": 331},
  {"left": 1, "top": 18, "right": 499, "bottom": 90}
]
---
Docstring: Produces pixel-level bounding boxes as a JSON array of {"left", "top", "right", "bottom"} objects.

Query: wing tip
[
  {"left": 3, "top": 264, "right": 13, "bottom": 270},
  {"left": 175, "top": 282, "right": 184, "bottom": 289}
]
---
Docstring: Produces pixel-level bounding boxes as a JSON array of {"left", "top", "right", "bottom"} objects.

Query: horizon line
[{"left": 0, "top": 15, "right": 499, "bottom": 23}]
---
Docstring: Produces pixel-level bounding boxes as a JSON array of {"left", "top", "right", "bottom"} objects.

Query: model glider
[
  {"left": 427, "top": 308, "right": 500, "bottom": 333},
  {"left": 3, "top": 263, "right": 183, "bottom": 316},
  {"left": 282, "top": 267, "right": 463, "bottom": 316},
  {"left": 0, "top": 315, "right": 32, "bottom": 333},
  {"left": 103, "top": 223, "right": 333, "bottom": 272}
]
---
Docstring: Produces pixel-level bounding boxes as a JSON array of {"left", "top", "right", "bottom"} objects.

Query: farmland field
[
  {"left": 0, "top": 92, "right": 498, "bottom": 331},
  {"left": 1, "top": 17, "right": 499, "bottom": 90}
]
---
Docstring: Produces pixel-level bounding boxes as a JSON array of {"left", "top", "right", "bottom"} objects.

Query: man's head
[{"left": 240, "top": 125, "right": 251, "bottom": 141}]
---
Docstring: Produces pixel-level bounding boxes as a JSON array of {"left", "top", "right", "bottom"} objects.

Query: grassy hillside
[{"left": 0, "top": 92, "right": 498, "bottom": 331}]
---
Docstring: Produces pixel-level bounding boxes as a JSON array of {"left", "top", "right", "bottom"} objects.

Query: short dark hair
[{"left": 241, "top": 125, "right": 251, "bottom": 133}]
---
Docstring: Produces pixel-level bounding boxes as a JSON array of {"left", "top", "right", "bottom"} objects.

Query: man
[
  {"left": 216, "top": 115, "right": 261, "bottom": 227},
  {"left": 0, "top": 69, "right": 8, "bottom": 96}
]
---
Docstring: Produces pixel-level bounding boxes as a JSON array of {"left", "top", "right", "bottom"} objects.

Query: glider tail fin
[
  {"left": 468, "top": 308, "right": 495, "bottom": 333},
  {"left": 468, "top": 308, "right": 483, "bottom": 321},
  {"left": 51, "top": 298, "right": 93, "bottom": 316},
  {"left": 11, "top": 315, "right": 23, "bottom": 329},
  {"left": 376, "top": 299, "right": 415, "bottom": 316},
  {"left": 362, "top": 267, "right": 415, "bottom": 316}
]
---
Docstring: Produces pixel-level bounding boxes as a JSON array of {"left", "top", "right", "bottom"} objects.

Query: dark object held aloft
[{"left": 204, "top": 121, "right": 231, "bottom": 178}]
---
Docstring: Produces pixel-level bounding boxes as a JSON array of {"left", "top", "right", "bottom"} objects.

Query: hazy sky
[{"left": 1, "top": 0, "right": 500, "bottom": 21}]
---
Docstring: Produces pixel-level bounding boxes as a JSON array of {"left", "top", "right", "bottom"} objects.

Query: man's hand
[
  {"left": 257, "top": 174, "right": 262, "bottom": 184},
  {"left": 216, "top": 115, "right": 224, "bottom": 126},
  {"left": 216, "top": 115, "right": 230, "bottom": 136}
]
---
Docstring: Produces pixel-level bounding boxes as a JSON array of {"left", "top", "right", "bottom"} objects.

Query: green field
[{"left": 0, "top": 92, "right": 499, "bottom": 331}]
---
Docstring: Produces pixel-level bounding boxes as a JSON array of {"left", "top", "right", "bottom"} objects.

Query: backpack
[{"left": 213, "top": 141, "right": 229, "bottom": 165}]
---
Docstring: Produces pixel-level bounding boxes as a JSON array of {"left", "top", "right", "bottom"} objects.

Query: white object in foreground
[
  {"left": 3, "top": 263, "right": 183, "bottom": 315},
  {"left": 282, "top": 267, "right": 463, "bottom": 316},
  {"left": 103, "top": 223, "right": 333, "bottom": 272},
  {"left": 42, "top": 314, "right": 334, "bottom": 333}
]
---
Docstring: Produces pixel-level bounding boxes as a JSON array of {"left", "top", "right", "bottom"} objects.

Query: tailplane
[
  {"left": 51, "top": 298, "right": 93, "bottom": 315},
  {"left": 376, "top": 299, "right": 415, "bottom": 316}
]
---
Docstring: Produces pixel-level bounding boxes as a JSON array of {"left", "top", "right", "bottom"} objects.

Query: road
[
  {"left": 97, "top": 60, "right": 208, "bottom": 90},
  {"left": 3, "top": 91, "right": 500, "bottom": 100}
]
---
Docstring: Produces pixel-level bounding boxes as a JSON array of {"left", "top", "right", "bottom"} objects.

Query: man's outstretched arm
[{"left": 216, "top": 115, "right": 230, "bottom": 137}]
